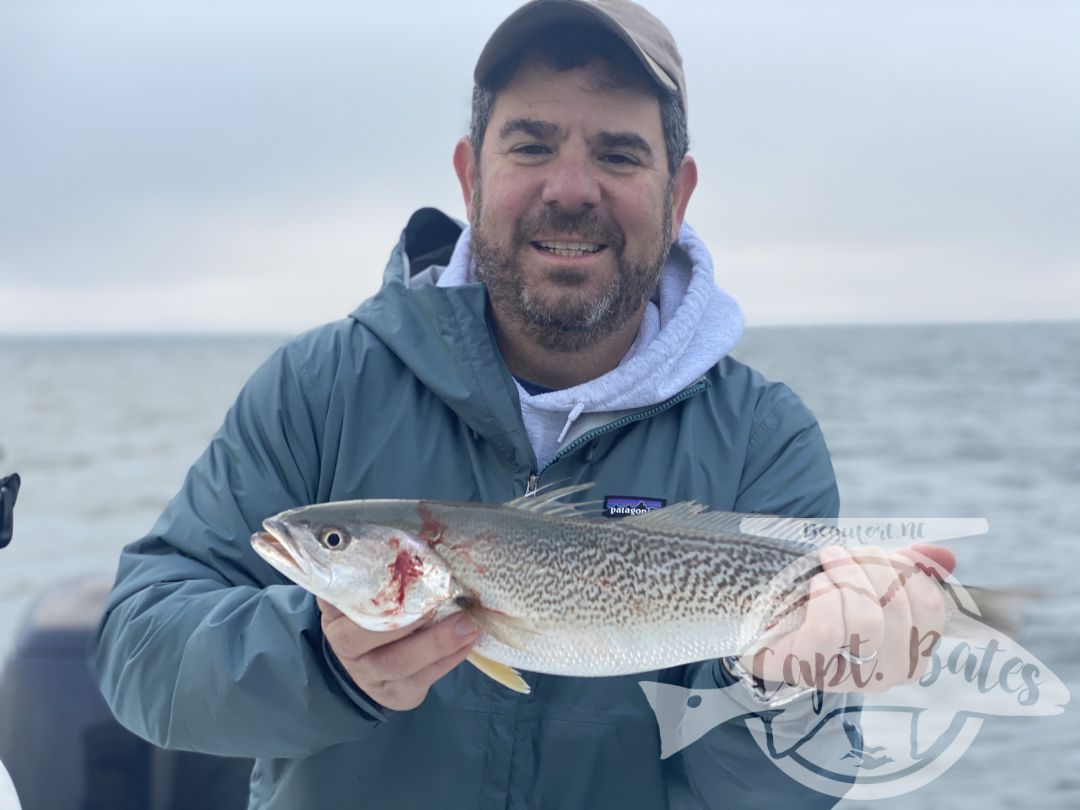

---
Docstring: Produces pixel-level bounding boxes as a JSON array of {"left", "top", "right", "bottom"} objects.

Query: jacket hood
[
  {"left": 347, "top": 209, "right": 528, "bottom": 458},
  {"left": 349, "top": 207, "right": 745, "bottom": 469}
]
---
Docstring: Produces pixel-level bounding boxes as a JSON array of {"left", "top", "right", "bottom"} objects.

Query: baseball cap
[{"left": 474, "top": 0, "right": 686, "bottom": 107}]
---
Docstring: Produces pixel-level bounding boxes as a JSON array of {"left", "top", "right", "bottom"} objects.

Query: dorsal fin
[
  {"left": 624, "top": 502, "right": 836, "bottom": 546},
  {"left": 504, "top": 482, "right": 598, "bottom": 517}
]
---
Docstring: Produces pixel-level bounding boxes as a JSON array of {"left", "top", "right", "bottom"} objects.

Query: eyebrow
[
  {"left": 592, "top": 131, "right": 653, "bottom": 159},
  {"left": 496, "top": 118, "right": 654, "bottom": 160},
  {"left": 498, "top": 118, "right": 562, "bottom": 141}
]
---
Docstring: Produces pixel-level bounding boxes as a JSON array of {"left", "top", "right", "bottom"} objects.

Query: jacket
[{"left": 93, "top": 208, "right": 844, "bottom": 809}]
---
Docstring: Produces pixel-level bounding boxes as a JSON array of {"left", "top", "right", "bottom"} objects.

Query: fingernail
[{"left": 455, "top": 614, "right": 480, "bottom": 636}]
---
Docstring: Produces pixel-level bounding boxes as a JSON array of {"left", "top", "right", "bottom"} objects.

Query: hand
[
  {"left": 318, "top": 598, "right": 481, "bottom": 710},
  {"left": 739, "top": 544, "right": 955, "bottom": 694}
]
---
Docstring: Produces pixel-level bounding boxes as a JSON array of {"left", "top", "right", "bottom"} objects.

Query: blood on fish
[
  {"left": 369, "top": 548, "right": 425, "bottom": 610},
  {"left": 418, "top": 503, "right": 445, "bottom": 546},
  {"left": 388, "top": 550, "right": 424, "bottom": 606},
  {"left": 418, "top": 503, "right": 488, "bottom": 574}
]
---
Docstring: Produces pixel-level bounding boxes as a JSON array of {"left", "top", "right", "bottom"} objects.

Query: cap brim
[{"left": 474, "top": 0, "right": 677, "bottom": 93}]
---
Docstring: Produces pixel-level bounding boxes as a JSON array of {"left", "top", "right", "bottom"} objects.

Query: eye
[
  {"left": 513, "top": 143, "right": 551, "bottom": 157},
  {"left": 601, "top": 153, "right": 638, "bottom": 167},
  {"left": 322, "top": 529, "right": 348, "bottom": 550}
]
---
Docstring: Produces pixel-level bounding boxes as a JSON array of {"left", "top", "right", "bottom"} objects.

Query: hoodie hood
[{"left": 438, "top": 220, "right": 744, "bottom": 468}]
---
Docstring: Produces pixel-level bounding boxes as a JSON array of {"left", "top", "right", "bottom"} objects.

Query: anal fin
[{"left": 467, "top": 651, "right": 531, "bottom": 694}]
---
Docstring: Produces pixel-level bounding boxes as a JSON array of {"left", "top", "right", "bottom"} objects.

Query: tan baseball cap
[{"left": 474, "top": 0, "right": 686, "bottom": 105}]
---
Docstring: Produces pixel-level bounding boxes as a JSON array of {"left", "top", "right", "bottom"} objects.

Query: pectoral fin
[
  {"left": 455, "top": 596, "right": 541, "bottom": 652},
  {"left": 467, "top": 651, "right": 531, "bottom": 695}
]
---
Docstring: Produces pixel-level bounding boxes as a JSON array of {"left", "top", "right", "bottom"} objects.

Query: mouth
[
  {"left": 530, "top": 239, "right": 609, "bottom": 260},
  {"left": 251, "top": 519, "right": 308, "bottom": 579}
]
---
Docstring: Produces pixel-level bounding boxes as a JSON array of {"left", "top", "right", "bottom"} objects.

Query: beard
[{"left": 471, "top": 189, "right": 673, "bottom": 353}]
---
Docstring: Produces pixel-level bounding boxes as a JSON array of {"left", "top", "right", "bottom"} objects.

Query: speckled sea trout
[{"left": 250, "top": 484, "right": 1008, "bottom": 694}]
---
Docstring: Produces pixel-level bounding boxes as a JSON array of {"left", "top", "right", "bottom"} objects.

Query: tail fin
[{"left": 947, "top": 584, "right": 1038, "bottom": 639}]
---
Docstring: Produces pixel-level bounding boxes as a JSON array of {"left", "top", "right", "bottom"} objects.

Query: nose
[{"left": 540, "top": 152, "right": 601, "bottom": 211}]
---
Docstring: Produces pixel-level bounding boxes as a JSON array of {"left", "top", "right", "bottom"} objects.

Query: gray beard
[{"left": 471, "top": 194, "right": 673, "bottom": 353}]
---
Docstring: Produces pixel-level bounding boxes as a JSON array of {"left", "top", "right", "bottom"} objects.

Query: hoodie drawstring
[{"left": 556, "top": 402, "right": 586, "bottom": 445}]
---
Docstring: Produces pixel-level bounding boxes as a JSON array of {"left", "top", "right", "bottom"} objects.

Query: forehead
[{"left": 487, "top": 56, "right": 664, "bottom": 141}]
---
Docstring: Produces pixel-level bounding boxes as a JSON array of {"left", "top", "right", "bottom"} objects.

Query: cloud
[{"left": 1, "top": 0, "right": 1077, "bottom": 332}]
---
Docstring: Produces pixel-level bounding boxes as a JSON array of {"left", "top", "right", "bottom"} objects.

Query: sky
[{"left": 1, "top": 0, "right": 1078, "bottom": 334}]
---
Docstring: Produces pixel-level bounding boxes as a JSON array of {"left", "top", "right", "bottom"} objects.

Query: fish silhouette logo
[
  {"left": 640, "top": 547, "right": 1070, "bottom": 800},
  {"left": 0, "top": 755, "right": 22, "bottom": 810}
]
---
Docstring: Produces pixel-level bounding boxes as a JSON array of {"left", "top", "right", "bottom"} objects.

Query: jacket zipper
[
  {"left": 524, "top": 474, "right": 540, "bottom": 496},
  {"left": 538, "top": 379, "right": 708, "bottom": 476}
]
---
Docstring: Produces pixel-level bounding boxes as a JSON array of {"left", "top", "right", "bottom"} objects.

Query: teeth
[{"left": 536, "top": 241, "right": 602, "bottom": 257}]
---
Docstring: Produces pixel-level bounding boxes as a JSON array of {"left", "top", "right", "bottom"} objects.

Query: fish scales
[
  {"left": 252, "top": 486, "right": 1025, "bottom": 692},
  {"left": 410, "top": 501, "right": 812, "bottom": 675}
]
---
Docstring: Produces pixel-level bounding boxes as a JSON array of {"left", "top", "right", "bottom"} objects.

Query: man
[{"left": 93, "top": 1, "right": 949, "bottom": 807}]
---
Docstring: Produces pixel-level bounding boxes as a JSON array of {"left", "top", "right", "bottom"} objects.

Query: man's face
[{"left": 455, "top": 57, "right": 695, "bottom": 352}]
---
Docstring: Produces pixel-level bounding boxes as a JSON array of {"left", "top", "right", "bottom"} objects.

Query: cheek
[
  {"left": 478, "top": 167, "right": 536, "bottom": 221},
  {"left": 611, "top": 189, "right": 666, "bottom": 240}
]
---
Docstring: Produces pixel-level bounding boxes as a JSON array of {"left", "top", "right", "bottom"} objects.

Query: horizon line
[{"left": 1, "top": 316, "right": 1078, "bottom": 340}]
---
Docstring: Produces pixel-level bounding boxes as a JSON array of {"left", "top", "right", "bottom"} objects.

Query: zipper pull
[{"left": 525, "top": 474, "right": 540, "bottom": 497}]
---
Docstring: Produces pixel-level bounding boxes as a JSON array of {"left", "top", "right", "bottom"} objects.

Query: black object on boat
[
  {"left": 0, "top": 574, "right": 253, "bottom": 809},
  {"left": 0, "top": 473, "right": 19, "bottom": 549}
]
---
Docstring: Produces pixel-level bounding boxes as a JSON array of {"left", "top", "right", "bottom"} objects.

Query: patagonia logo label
[{"left": 603, "top": 496, "right": 666, "bottom": 518}]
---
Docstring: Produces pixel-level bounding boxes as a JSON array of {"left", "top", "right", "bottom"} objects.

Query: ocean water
[{"left": 0, "top": 322, "right": 1077, "bottom": 808}]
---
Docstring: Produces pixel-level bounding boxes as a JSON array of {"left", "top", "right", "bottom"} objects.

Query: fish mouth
[{"left": 251, "top": 518, "right": 309, "bottom": 579}]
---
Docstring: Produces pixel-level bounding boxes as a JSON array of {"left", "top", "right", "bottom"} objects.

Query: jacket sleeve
[
  {"left": 676, "top": 382, "right": 854, "bottom": 809},
  {"left": 91, "top": 339, "right": 381, "bottom": 758}
]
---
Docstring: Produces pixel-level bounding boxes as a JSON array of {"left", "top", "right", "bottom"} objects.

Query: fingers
[
  {"left": 320, "top": 603, "right": 430, "bottom": 661},
  {"left": 896, "top": 548, "right": 947, "bottom": 680},
  {"left": 382, "top": 643, "right": 478, "bottom": 710},
  {"left": 909, "top": 544, "right": 956, "bottom": 576},
  {"left": 758, "top": 544, "right": 954, "bottom": 695},
  {"left": 320, "top": 605, "right": 482, "bottom": 711},
  {"left": 781, "top": 569, "right": 847, "bottom": 689},
  {"left": 849, "top": 546, "right": 910, "bottom": 691},
  {"left": 821, "top": 546, "right": 887, "bottom": 675},
  {"left": 356, "top": 612, "right": 480, "bottom": 684},
  {"left": 316, "top": 597, "right": 343, "bottom": 622}
]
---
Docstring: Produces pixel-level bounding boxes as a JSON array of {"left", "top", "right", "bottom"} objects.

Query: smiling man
[
  {"left": 457, "top": 28, "right": 695, "bottom": 387},
  {"left": 93, "top": 1, "right": 948, "bottom": 808}
]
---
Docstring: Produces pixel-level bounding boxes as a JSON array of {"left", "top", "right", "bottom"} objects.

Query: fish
[
  {"left": 0, "top": 754, "right": 22, "bottom": 810},
  {"left": 250, "top": 483, "right": 1016, "bottom": 695}
]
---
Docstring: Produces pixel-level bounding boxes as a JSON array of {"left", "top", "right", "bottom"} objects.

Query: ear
[
  {"left": 453, "top": 137, "right": 478, "bottom": 220},
  {"left": 669, "top": 155, "right": 698, "bottom": 241}
]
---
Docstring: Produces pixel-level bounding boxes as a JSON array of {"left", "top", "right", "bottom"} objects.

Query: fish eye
[{"left": 322, "top": 529, "right": 348, "bottom": 550}]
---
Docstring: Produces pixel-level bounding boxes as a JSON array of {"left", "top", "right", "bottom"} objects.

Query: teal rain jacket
[{"left": 93, "top": 209, "right": 845, "bottom": 809}]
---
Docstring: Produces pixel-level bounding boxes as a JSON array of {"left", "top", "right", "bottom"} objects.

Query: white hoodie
[{"left": 437, "top": 222, "right": 744, "bottom": 469}]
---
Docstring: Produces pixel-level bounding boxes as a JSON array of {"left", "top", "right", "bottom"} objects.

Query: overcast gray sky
[{"left": 2, "top": 0, "right": 1078, "bottom": 333}]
